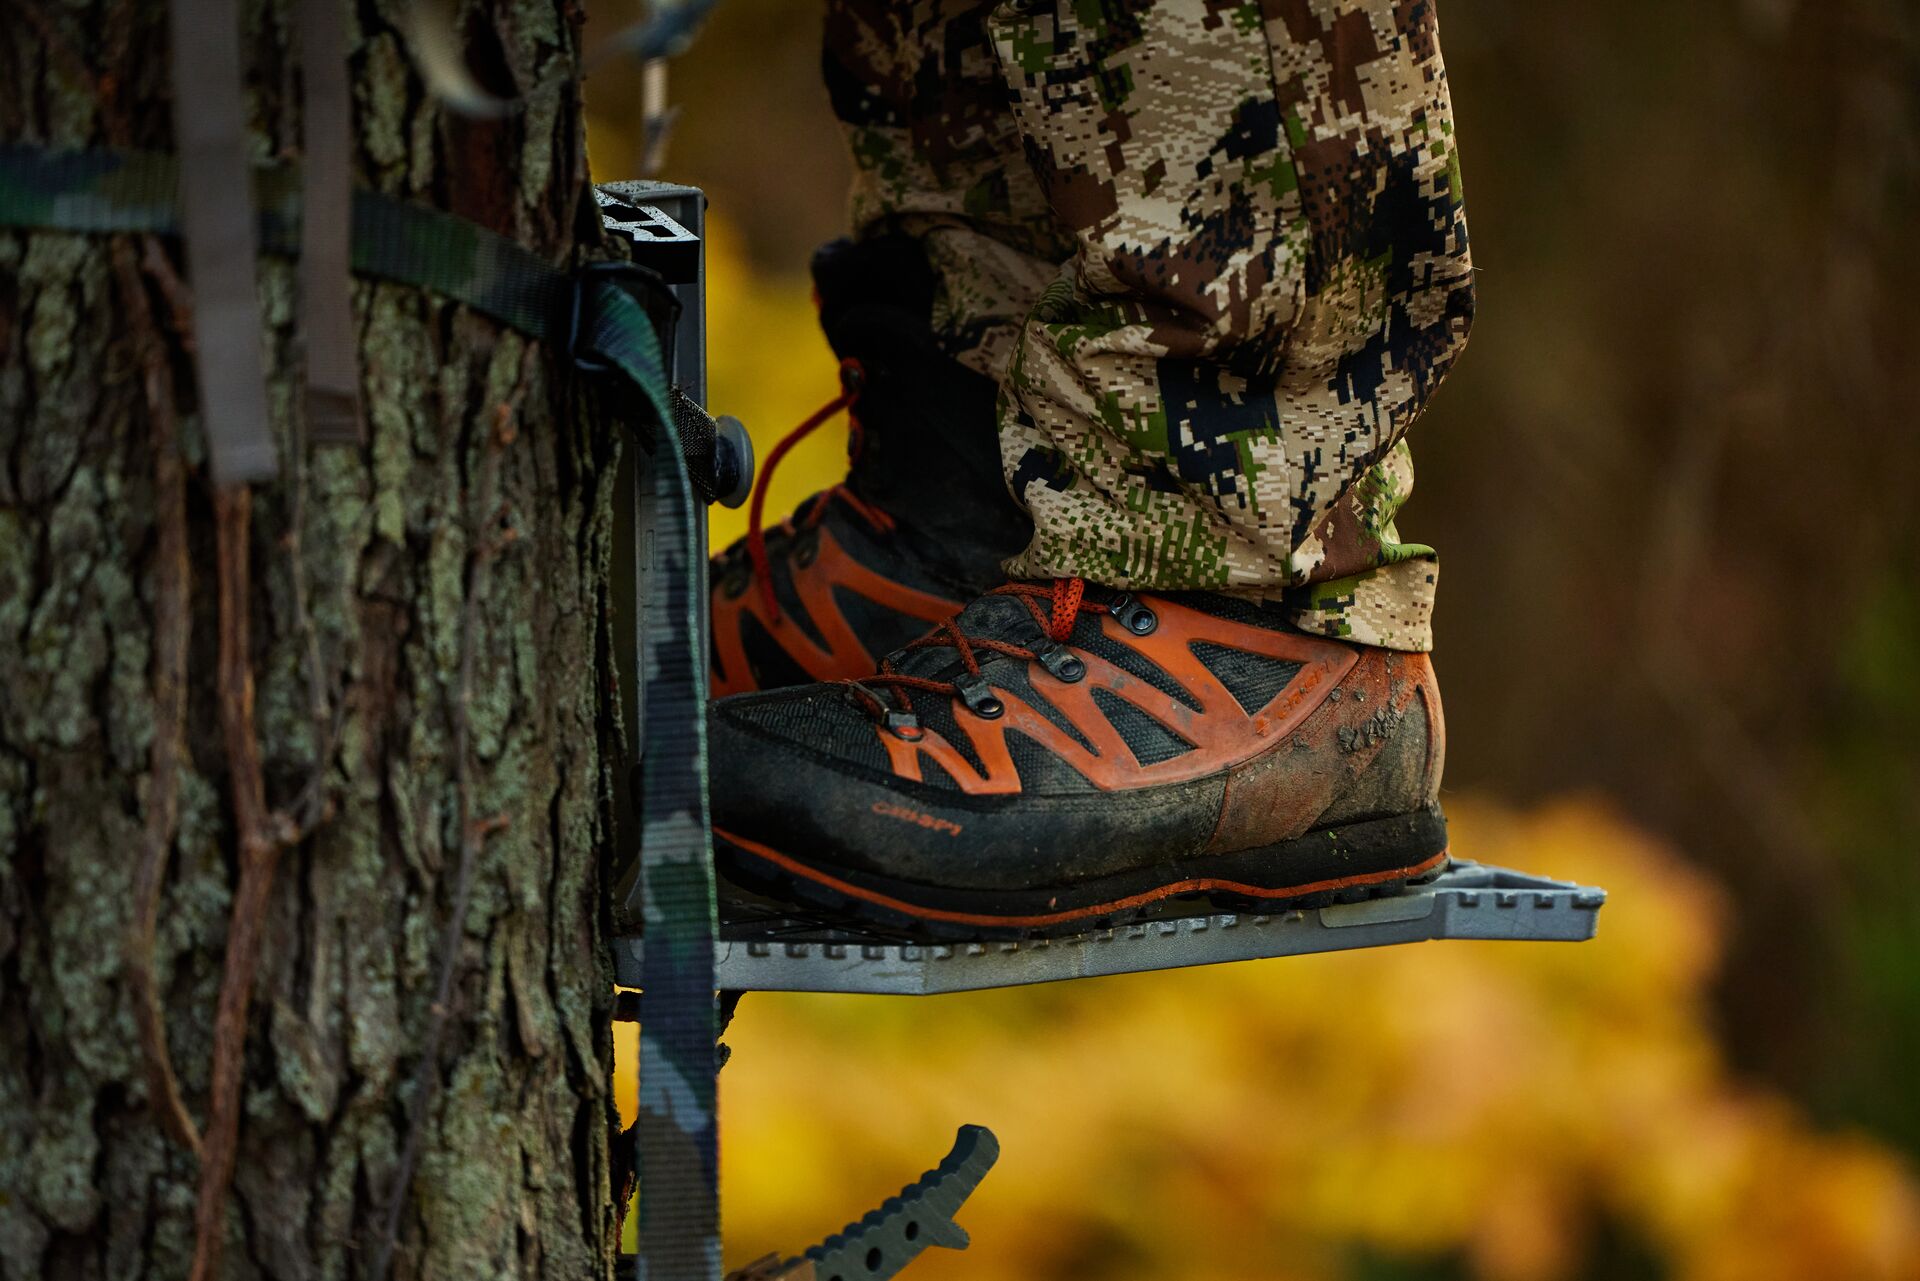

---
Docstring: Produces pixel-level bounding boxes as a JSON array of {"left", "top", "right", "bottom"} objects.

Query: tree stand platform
[{"left": 613, "top": 860, "right": 1603, "bottom": 995}]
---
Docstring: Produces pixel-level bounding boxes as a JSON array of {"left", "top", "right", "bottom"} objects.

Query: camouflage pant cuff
[{"left": 1287, "top": 557, "right": 1439, "bottom": 653}]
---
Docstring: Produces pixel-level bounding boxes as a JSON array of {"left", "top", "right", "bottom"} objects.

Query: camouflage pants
[{"left": 824, "top": 0, "right": 1474, "bottom": 651}]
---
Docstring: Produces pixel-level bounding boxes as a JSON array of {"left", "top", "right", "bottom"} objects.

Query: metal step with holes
[{"left": 612, "top": 861, "right": 1604, "bottom": 996}]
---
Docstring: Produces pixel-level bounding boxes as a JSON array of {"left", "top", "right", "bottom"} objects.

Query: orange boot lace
[
  {"left": 842, "top": 577, "right": 1108, "bottom": 734},
  {"left": 742, "top": 358, "right": 899, "bottom": 624}
]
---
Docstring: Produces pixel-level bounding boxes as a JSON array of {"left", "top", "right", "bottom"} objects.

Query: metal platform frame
[{"left": 613, "top": 861, "right": 1604, "bottom": 996}]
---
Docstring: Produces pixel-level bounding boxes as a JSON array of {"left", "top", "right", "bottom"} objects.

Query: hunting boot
[
  {"left": 710, "top": 579, "right": 1448, "bottom": 938},
  {"left": 709, "top": 235, "right": 1032, "bottom": 695}
]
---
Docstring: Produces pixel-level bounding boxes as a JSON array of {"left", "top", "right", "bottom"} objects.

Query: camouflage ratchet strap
[
  {"left": 0, "top": 146, "right": 594, "bottom": 368},
  {"left": 596, "top": 280, "right": 722, "bottom": 1280},
  {"left": 0, "top": 142, "right": 720, "bottom": 1277}
]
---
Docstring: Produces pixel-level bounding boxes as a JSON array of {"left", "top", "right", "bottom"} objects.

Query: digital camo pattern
[
  {"left": 824, "top": 0, "right": 1473, "bottom": 651},
  {"left": 592, "top": 285, "right": 721, "bottom": 1279},
  {"left": 823, "top": 0, "right": 1068, "bottom": 381}
]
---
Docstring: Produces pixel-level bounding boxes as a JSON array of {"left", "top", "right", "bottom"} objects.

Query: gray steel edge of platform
[{"left": 611, "top": 861, "right": 1605, "bottom": 995}]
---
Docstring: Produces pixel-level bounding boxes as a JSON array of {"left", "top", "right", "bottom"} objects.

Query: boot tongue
[{"left": 888, "top": 592, "right": 1048, "bottom": 681}]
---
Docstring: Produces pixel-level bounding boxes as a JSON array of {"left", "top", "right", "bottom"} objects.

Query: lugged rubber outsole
[{"left": 716, "top": 805, "right": 1450, "bottom": 942}]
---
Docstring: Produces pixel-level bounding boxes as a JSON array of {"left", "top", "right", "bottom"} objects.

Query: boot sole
[{"left": 715, "top": 805, "right": 1450, "bottom": 941}]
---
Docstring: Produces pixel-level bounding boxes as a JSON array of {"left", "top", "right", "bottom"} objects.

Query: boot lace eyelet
[
  {"left": 884, "top": 709, "right": 924, "bottom": 741},
  {"left": 953, "top": 672, "right": 1005, "bottom": 719},
  {"left": 1035, "top": 641, "right": 1086, "bottom": 683},
  {"left": 793, "top": 529, "right": 820, "bottom": 568},
  {"left": 1108, "top": 593, "right": 1158, "bottom": 636}
]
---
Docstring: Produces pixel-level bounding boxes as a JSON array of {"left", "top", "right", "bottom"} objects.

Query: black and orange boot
[
  {"left": 709, "top": 236, "right": 1031, "bottom": 695},
  {"left": 710, "top": 580, "right": 1450, "bottom": 938}
]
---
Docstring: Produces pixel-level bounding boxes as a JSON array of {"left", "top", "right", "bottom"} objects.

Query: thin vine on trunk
[{"left": 0, "top": 1, "right": 627, "bottom": 1277}]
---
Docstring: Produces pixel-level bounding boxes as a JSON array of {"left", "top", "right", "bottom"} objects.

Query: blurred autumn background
[{"left": 586, "top": 0, "right": 1920, "bottom": 1276}]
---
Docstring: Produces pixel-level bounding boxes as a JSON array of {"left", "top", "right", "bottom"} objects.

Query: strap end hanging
[
  {"left": 303, "top": 384, "right": 361, "bottom": 444},
  {"left": 299, "top": 0, "right": 363, "bottom": 448},
  {"left": 170, "top": 0, "right": 278, "bottom": 486}
]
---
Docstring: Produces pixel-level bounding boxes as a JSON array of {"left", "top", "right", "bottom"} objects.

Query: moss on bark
[{"left": 0, "top": 1, "right": 622, "bottom": 1276}]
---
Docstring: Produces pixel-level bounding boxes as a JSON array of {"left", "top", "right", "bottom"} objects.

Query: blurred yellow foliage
[
  {"left": 593, "top": 188, "right": 1920, "bottom": 1280},
  {"left": 699, "top": 215, "right": 849, "bottom": 556},
  {"left": 620, "top": 799, "right": 1920, "bottom": 1281}
]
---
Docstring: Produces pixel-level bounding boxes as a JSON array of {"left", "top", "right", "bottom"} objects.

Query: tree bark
[{"left": 0, "top": 2, "right": 623, "bottom": 1277}]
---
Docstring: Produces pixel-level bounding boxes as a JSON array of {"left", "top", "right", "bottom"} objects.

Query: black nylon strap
[
  {"left": 0, "top": 145, "right": 706, "bottom": 491},
  {"left": 0, "top": 145, "right": 574, "bottom": 346}
]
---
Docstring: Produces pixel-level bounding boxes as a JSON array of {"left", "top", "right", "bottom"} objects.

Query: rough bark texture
[{"left": 0, "top": 2, "right": 623, "bottom": 1277}]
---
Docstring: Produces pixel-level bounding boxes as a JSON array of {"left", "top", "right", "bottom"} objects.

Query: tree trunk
[{"left": 0, "top": 2, "right": 622, "bottom": 1277}]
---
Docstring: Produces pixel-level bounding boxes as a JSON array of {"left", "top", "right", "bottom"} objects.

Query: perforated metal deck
[{"left": 612, "top": 861, "right": 1603, "bottom": 995}]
